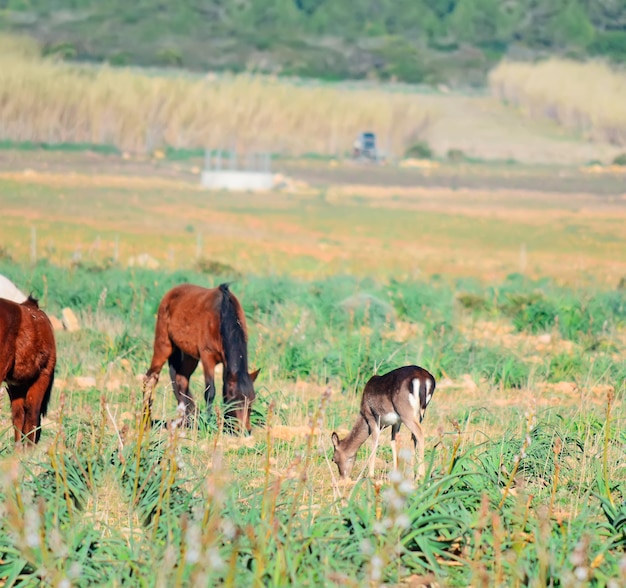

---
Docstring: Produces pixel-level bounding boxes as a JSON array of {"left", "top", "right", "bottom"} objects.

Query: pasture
[{"left": 0, "top": 156, "right": 625, "bottom": 586}]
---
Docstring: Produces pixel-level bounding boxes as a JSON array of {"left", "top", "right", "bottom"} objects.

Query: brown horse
[
  {"left": 0, "top": 296, "right": 56, "bottom": 444},
  {"left": 143, "top": 283, "right": 260, "bottom": 433}
]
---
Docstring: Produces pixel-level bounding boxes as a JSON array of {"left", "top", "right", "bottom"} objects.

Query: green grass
[
  {"left": 0, "top": 140, "right": 120, "bottom": 155},
  {"left": 0, "top": 165, "right": 625, "bottom": 585},
  {"left": 0, "top": 261, "right": 624, "bottom": 585}
]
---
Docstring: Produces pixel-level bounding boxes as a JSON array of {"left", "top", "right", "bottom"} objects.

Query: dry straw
[
  {"left": 0, "top": 34, "right": 433, "bottom": 156},
  {"left": 489, "top": 58, "right": 626, "bottom": 146}
]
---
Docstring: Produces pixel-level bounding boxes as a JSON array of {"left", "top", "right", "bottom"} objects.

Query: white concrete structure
[
  {"left": 201, "top": 170, "right": 274, "bottom": 192},
  {"left": 201, "top": 149, "right": 274, "bottom": 192}
]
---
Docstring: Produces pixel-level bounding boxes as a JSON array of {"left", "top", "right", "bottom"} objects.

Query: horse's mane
[
  {"left": 219, "top": 284, "right": 252, "bottom": 393},
  {"left": 23, "top": 295, "right": 39, "bottom": 307}
]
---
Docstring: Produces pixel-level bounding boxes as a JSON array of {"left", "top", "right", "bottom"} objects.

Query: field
[{"left": 0, "top": 148, "right": 625, "bottom": 586}]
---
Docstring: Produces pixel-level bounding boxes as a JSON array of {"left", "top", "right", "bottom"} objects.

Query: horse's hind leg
[{"left": 168, "top": 349, "right": 199, "bottom": 425}]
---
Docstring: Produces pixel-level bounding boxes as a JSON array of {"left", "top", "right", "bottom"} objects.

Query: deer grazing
[{"left": 331, "top": 365, "right": 436, "bottom": 480}]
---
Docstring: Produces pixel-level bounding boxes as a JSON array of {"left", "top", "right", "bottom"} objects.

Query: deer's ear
[
  {"left": 331, "top": 432, "right": 340, "bottom": 449},
  {"left": 249, "top": 368, "right": 261, "bottom": 382}
]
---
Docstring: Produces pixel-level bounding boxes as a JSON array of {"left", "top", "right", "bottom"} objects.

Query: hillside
[{"left": 1, "top": 0, "right": 625, "bottom": 84}]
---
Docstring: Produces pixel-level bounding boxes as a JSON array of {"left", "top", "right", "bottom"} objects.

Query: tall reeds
[
  {"left": 489, "top": 58, "right": 626, "bottom": 147},
  {"left": 0, "top": 35, "right": 433, "bottom": 156}
]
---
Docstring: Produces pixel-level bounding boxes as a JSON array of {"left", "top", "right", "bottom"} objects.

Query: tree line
[{"left": 0, "top": 0, "right": 624, "bottom": 83}]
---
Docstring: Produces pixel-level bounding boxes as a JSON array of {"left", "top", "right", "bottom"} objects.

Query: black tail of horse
[{"left": 219, "top": 284, "right": 251, "bottom": 386}]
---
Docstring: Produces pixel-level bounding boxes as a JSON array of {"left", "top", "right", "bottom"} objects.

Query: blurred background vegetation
[{"left": 0, "top": 0, "right": 624, "bottom": 85}]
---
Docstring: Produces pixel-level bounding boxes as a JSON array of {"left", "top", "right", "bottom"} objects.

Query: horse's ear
[
  {"left": 249, "top": 368, "right": 261, "bottom": 382},
  {"left": 331, "top": 432, "right": 340, "bottom": 449}
]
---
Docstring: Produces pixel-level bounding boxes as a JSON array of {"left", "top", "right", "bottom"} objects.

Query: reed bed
[
  {"left": 0, "top": 35, "right": 433, "bottom": 156},
  {"left": 489, "top": 58, "right": 626, "bottom": 147}
]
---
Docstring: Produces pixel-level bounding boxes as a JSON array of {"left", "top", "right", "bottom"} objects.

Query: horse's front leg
[
  {"left": 200, "top": 353, "right": 217, "bottom": 412},
  {"left": 142, "top": 372, "right": 160, "bottom": 425},
  {"left": 143, "top": 331, "right": 173, "bottom": 425},
  {"left": 10, "top": 396, "right": 25, "bottom": 444},
  {"left": 22, "top": 375, "right": 52, "bottom": 444},
  {"left": 168, "top": 350, "right": 199, "bottom": 426}
]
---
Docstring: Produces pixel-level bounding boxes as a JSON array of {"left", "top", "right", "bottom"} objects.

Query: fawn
[{"left": 331, "top": 365, "right": 436, "bottom": 479}]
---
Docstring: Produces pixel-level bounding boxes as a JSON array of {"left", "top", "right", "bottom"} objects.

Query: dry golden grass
[
  {"left": 489, "top": 58, "right": 626, "bottom": 147},
  {"left": 0, "top": 34, "right": 433, "bottom": 155},
  {"left": 1, "top": 168, "right": 625, "bottom": 286}
]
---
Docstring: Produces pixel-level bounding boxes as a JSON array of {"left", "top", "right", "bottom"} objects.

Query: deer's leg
[
  {"left": 368, "top": 423, "right": 381, "bottom": 478},
  {"left": 390, "top": 422, "right": 401, "bottom": 471},
  {"left": 403, "top": 418, "right": 425, "bottom": 478},
  {"left": 168, "top": 348, "right": 199, "bottom": 425}
]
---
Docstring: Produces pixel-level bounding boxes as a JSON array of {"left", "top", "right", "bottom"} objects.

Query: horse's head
[{"left": 224, "top": 368, "right": 261, "bottom": 434}]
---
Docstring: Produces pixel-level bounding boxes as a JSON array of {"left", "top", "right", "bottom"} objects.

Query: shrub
[
  {"left": 446, "top": 148, "right": 467, "bottom": 163},
  {"left": 404, "top": 140, "right": 433, "bottom": 159},
  {"left": 504, "top": 294, "right": 557, "bottom": 333},
  {"left": 613, "top": 153, "right": 626, "bottom": 166},
  {"left": 195, "top": 258, "right": 241, "bottom": 278}
]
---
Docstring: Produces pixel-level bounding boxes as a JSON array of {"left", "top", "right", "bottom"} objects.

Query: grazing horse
[
  {"left": 143, "top": 283, "right": 260, "bottom": 433},
  {"left": 0, "top": 296, "right": 56, "bottom": 444}
]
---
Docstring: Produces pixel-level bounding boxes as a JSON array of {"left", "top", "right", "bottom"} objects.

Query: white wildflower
[
  {"left": 398, "top": 480, "right": 414, "bottom": 495},
  {"left": 220, "top": 518, "right": 236, "bottom": 540},
  {"left": 208, "top": 547, "right": 224, "bottom": 569},
  {"left": 398, "top": 448, "right": 412, "bottom": 462},
  {"left": 24, "top": 509, "right": 40, "bottom": 548},
  {"left": 574, "top": 567, "right": 589, "bottom": 582},
  {"left": 68, "top": 562, "right": 82, "bottom": 579},
  {"left": 370, "top": 555, "right": 383, "bottom": 582},
  {"left": 394, "top": 513, "right": 410, "bottom": 530},
  {"left": 388, "top": 470, "right": 402, "bottom": 484}
]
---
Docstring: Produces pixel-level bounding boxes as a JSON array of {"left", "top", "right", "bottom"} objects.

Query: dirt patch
[
  {"left": 326, "top": 184, "right": 626, "bottom": 217},
  {"left": 267, "top": 425, "right": 317, "bottom": 441},
  {"left": 0, "top": 169, "right": 196, "bottom": 191},
  {"left": 460, "top": 319, "right": 577, "bottom": 355}
]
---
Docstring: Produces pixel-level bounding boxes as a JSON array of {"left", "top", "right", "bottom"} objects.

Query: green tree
[
  {"left": 294, "top": 0, "right": 326, "bottom": 15},
  {"left": 450, "top": 0, "right": 521, "bottom": 47},
  {"left": 512, "top": 0, "right": 595, "bottom": 48},
  {"left": 381, "top": 0, "right": 443, "bottom": 38},
  {"left": 553, "top": 0, "right": 595, "bottom": 46},
  {"left": 236, "top": 0, "right": 301, "bottom": 29},
  {"left": 583, "top": 0, "right": 626, "bottom": 31},
  {"left": 429, "top": 0, "right": 459, "bottom": 18}
]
